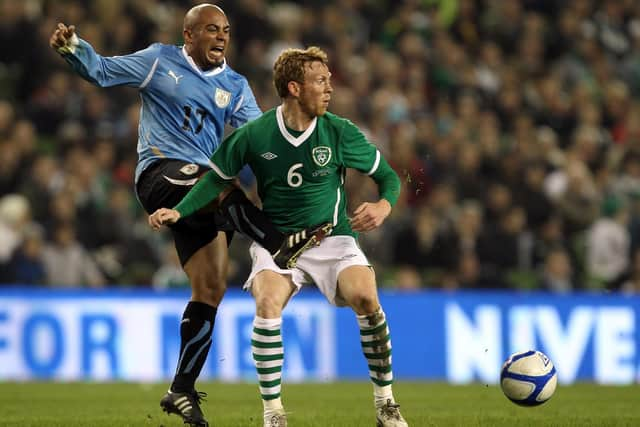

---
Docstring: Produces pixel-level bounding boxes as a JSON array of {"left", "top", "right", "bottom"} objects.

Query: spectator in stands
[
  {"left": 483, "top": 183, "right": 512, "bottom": 228},
  {"left": 42, "top": 222, "right": 105, "bottom": 287},
  {"left": 393, "top": 265, "right": 423, "bottom": 291},
  {"left": 437, "top": 199, "right": 484, "bottom": 274},
  {"left": 547, "top": 159, "right": 601, "bottom": 237},
  {"left": 518, "top": 161, "right": 554, "bottom": 231},
  {"left": 0, "top": 140, "right": 21, "bottom": 196},
  {"left": 1, "top": 0, "right": 640, "bottom": 295},
  {"left": 540, "top": 247, "right": 574, "bottom": 293},
  {"left": 476, "top": 206, "right": 528, "bottom": 286},
  {"left": 454, "top": 144, "right": 485, "bottom": 201},
  {"left": 0, "top": 194, "right": 33, "bottom": 272},
  {"left": 0, "top": 101, "right": 15, "bottom": 138},
  {"left": 454, "top": 252, "right": 498, "bottom": 290},
  {"left": 392, "top": 203, "right": 445, "bottom": 270},
  {"left": 7, "top": 225, "right": 46, "bottom": 285},
  {"left": 152, "top": 242, "right": 189, "bottom": 289},
  {"left": 18, "top": 155, "right": 62, "bottom": 224},
  {"left": 586, "top": 196, "right": 631, "bottom": 289}
]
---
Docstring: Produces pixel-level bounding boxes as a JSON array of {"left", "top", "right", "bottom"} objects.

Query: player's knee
[
  {"left": 348, "top": 291, "right": 379, "bottom": 315},
  {"left": 254, "top": 293, "right": 284, "bottom": 318},
  {"left": 191, "top": 283, "right": 226, "bottom": 307},
  {"left": 189, "top": 268, "right": 227, "bottom": 306}
]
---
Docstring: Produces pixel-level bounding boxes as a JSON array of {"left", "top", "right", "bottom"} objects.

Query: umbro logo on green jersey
[{"left": 261, "top": 152, "right": 278, "bottom": 160}]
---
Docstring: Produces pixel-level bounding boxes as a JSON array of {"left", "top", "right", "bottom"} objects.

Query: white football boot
[
  {"left": 263, "top": 407, "right": 287, "bottom": 427},
  {"left": 376, "top": 399, "right": 408, "bottom": 427}
]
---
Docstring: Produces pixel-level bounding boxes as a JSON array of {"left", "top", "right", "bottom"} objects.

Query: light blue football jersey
[{"left": 62, "top": 39, "right": 261, "bottom": 182}]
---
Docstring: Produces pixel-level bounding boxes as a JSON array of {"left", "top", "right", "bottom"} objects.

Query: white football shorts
[{"left": 243, "top": 235, "right": 370, "bottom": 306}]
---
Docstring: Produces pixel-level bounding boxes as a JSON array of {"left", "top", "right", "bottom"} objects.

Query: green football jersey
[{"left": 209, "top": 106, "right": 385, "bottom": 235}]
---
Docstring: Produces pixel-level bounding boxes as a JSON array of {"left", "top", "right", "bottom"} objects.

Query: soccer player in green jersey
[{"left": 149, "top": 46, "right": 408, "bottom": 427}]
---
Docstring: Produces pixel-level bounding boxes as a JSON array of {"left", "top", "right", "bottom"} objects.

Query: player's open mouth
[{"left": 209, "top": 46, "right": 224, "bottom": 55}]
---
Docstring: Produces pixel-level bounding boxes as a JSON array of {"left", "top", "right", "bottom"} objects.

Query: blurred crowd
[{"left": 1, "top": 0, "right": 640, "bottom": 293}]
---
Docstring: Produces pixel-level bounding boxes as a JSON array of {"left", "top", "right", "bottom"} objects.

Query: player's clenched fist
[
  {"left": 49, "top": 23, "right": 76, "bottom": 50},
  {"left": 148, "top": 208, "right": 181, "bottom": 230}
]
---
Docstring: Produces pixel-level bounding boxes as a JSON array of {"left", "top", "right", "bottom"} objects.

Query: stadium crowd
[{"left": 1, "top": 0, "right": 639, "bottom": 293}]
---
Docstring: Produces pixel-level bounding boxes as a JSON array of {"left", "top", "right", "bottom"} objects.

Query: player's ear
[
  {"left": 183, "top": 29, "right": 192, "bottom": 44},
  {"left": 287, "top": 81, "right": 300, "bottom": 97}
]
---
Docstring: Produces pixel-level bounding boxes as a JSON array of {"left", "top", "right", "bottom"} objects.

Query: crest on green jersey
[
  {"left": 214, "top": 88, "right": 231, "bottom": 108},
  {"left": 312, "top": 146, "right": 332, "bottom": 167}
]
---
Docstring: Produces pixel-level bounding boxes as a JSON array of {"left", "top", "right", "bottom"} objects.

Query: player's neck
[
  {"left": 281, "top": 102, "right": 314, "bottom": 131},
  {"left": 184, "top": 46, "right": 222, "bottom": 71}
]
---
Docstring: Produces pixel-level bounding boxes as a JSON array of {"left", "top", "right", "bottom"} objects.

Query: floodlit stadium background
[{"left": 0, "top": 0, "right": 639, "bottom": 384}]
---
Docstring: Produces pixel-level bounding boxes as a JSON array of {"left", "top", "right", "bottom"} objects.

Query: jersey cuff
[{"left": 57, "top": 33, "right": 79, "bottom": 55}]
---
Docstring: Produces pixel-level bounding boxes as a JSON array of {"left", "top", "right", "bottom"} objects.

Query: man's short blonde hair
[{"left": 273, "top": 46, "right": 329, "bottom": 98}]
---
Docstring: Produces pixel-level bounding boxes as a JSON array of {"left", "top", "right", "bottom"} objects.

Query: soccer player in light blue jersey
[{"left": 50, "top": 5, "right": 328, "bottom": 427}]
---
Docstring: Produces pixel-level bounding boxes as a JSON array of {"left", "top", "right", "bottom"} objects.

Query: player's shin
[
  {"left": 357, "top": 307, "right": 395, "bottom": 407},
  {"left": 171, "top": 301, "right": 216, "bottom": 393},
  {"left": 252, "top": 316, "right": 285, "bottom": 413}
]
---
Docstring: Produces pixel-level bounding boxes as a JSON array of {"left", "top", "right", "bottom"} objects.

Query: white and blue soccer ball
[{"left": 500, "top": 350, "right": 557, "bottom": 406}]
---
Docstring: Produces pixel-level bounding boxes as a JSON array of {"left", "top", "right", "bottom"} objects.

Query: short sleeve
[
  {"left": 209, "top": 124, "right": 252, "bottom": 179},
  {"left": 229, "top": 78, "right": 261, "bottom": 128},
  {"left": 340, "top": 120, "right": 381, "bottom": 175}
]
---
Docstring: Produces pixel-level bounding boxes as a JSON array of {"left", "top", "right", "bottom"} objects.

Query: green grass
[{"left": 1, "top": 382, "right": 639, "bottom": 426}]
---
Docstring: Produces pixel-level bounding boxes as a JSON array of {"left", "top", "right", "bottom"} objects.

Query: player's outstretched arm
[{"left": 50, "top": 22, "right": 160, "bottom": 88}]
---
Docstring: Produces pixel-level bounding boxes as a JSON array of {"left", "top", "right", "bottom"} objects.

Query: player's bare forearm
[
  {"left": 148, "top": 208, "right": 181, "bottom": 230},
  {"left": 350, "top": 199, "right": 392, "bottom": 232}
]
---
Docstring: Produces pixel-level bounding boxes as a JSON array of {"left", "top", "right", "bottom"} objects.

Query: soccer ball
[{"left": 500, "top": 350, "right": 557, "bottom": 406}]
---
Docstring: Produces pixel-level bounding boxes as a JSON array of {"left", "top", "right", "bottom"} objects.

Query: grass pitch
[{"left": 1, "top": 381, "right": 638, "bottom": 426}]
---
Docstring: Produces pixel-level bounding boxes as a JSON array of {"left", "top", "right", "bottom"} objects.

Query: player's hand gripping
[
  {"left": 49, "top": 23, "right": 77, "bottom": 52},
  {"left": 349, "top": 199, "right": 392, "bottom": 232},
  {"left": 148, "top": 208, "right": 181, "bottom": 230}
]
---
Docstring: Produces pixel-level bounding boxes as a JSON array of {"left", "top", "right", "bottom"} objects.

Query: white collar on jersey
[
  {"left": 276, "top": 105, "right": 317, "bottom": 147},
  {"left": 181, "top": 46, "right": 227, "bottom": 76}
]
